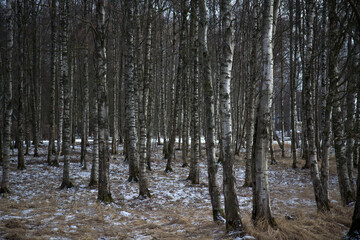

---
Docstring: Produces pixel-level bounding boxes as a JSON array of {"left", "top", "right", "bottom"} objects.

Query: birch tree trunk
[
  {"left": 347, "top": 4, "right": 360, "bottom": 236},
  {"left": 0, "top": 0, "right": 14, "bottom": 193},
  {"left": 252, "top": 0, "right": 276, "bottom": 226},
  {"left": 60, "top": 0, "right": 73, "bottom": 189},
  {"left": 111, "top": 22, "right": 118, "bottom": 155},
  {"left": 181, "top": 55, "right": 189, "bottom": 167},
  {"left": 96, "top": 0, "right": 112, "bottom": 203},
  {"left": 304, "top": 0, "right": 329, "bottom": 211},
  {"left": 199, "top": 0, "right": 224, "bottom": 221},
  {"left": 80, "top": 1, "right": 90, "bottom": 169},
  {"left": 244, "top": 0, "right": 259, "bottom": 187},
  {"left": 165, "top": 1, "right": 187, "bottom": 173},
  {"left": 138, "top": 0, "right": 152, "bottom": 198},
  {"left": 48, "top": 0, "right": 58, "bottom": 166},
  {"left": 289, "top": 0, "right": 298, "bottom": 169},
  {"left": 348, "top": 59, "right": 360, "bottom": 239},
  {"left": 329, "top": 0, "right": 355, "bottom": 205},
  {"left": 89, "top": 92, "right": 99, "bottom": 187},
  {"left": 187, "top": 0, "right": 200, "bottom": 184},
  {"left": 56, "top": 44, "right": 64, "bottom": 164},
  {"left": 16, "top": 1, "right": 25, "bottom": 170},
  {"left": 345, "top": 38, "right": 357, "bottom": 193},
  {"left": 31, "top": 1, "right": 40, "bottom": 158},
  {"left": 159, "top": 27, "right": 167, "bottom": 148},
  {"left": 25, "top": 77, "right": 31, "bottom": 156},
  {"left": 125, "top": 0, "right": 139, "bottom": 182},
  {"left": 81, "top": 47, "right": 89, "bottom": 170},
  {"left": 319, "top": 1, "right": 330, "bottom": 201},
  {"left": 219, "top": 0, "right": 244, "bottom": 233}
]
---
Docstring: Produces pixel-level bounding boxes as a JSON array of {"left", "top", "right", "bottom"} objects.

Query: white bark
[
  {"left": 220, "top": 0, "right": 244, "bottom": 233},
  {"left": 96, "top": 0, "right": 112, "bottom": 202},
  {"left": 252, "top": 0, "right": 275, "bottom": 226}
]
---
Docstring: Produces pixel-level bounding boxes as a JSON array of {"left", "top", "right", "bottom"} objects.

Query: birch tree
[
  {"left": 165, "top": 1, "right": 187, "bottom": 173},
  {"left": 289, "top": 0, "right": 298, "bottom": 169},
  {"left": 345, "top": 37, "right": 357, "bottom": 193},
  {"left": 31, "top": 0, "right": 40, "bottom": 157},
  {"left": 0, "top": 0, "right": 14, "bottom": 194},
  {"left": 252, "top": 0, "right": 276, "bottom": 226},
  {"left": 347, "top": 3, "right": 360, "bottom": 236},
  {"left": 329, "top": 0, "right": 355, "bottom": 205},
  {"left": 111, "top": 20, "right": 119, "bottom": 155},
  {"left": 187, "top": 0, "right": 200, "bottom": 184},
  {"left": 219, "top": 0, "right": 244, "bottom": 233},
  {"left": 138, "top": 0, "right": 152, "bottom": 198},
  {"left": 243, "top": 0, "right": 259, "bottom": 187},
  {"left": 125, "top": 0, "right": 139, "bottom": 182},
  {"left": 199, "top": 0, "right": 224, "bottom": 221},
  {"left": 60, "top": 0, "right": 73, "bottom": 189},
  {"left": 89, "top": 90, "right": 99, "bottom": 187},
  {"left": 96, "top": 0, "right": 112, "bottom": 203},
  {"left": 81, "top": 0, "right": 90, "bottom": 170},
  {"left": 48, "top": 0, "right": 58, "bottom": 167},
  {"left": 304, "top": 0, "right": 329, "bottom": 211},
  {"left": 16, "top": 0, "right": 26, "bottom": 170}
]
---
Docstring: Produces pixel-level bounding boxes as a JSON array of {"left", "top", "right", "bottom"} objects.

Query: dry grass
[
  {"left": 0, "top": 142, "right": 354, "bottom": 239},
  {"left": 243, "top": 205, "right": 351, "bottom": 240}
]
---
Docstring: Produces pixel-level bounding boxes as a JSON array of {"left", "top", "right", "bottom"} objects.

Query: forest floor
[{"left": 0, "top": 140, "right": 354, "bottom": 240}]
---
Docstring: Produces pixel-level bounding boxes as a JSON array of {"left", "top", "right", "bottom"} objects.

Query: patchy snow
[{"left": 0, "top": 139, "right": 349, "bottom": 239}]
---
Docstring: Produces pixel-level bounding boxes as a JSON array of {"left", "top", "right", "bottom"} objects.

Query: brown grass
[
  {"left": 243, "top": 205, "right": 351, "bottom": 240},
  {"left": 0, "top": 142, "right": 354, "bottom": 239}
]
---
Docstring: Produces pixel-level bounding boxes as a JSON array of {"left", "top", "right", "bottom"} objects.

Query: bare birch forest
[{"left": 0, "top": 0, "right": 359, "bottom": 239}]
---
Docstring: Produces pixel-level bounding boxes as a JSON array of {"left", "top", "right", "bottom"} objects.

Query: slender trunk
[
  {"left": 269, "top": 106, "right": 276, "bottom": 165},
  {"left": 320, "top": 35, "right": 331, "bottom": 205},
  {"left": 126, "top": 0, "right": 139, "bottom": 182},
  {"left": 69, "top": 52, "right": 75, "bottom": 149},
  {"left": 348, "top": 61, "right": 360, "bottom": 238},
  {"left": 181, "top": 74, "right": 189, "bottom": 167},
  {"left": 165, "top": 2, "right": 187, "bottom": 173},
  {"left": 280, "top": 44, "right": 285, "bottom": 158},
  {"left": 329, "top": 0, "right": 355, "bottom": 205},
  {"left": 81, "top": 1, "right": 89, "bottom": 169},
  {"left": 199, "top": 0, "right": 224, "bottom": 221},
  {"left": 252, "top": 0, "right": 276, "bottom": 227},
  {"left": 96, "top": 0, "right": 112, "bottom": 203},
  {"left": 56, "top": 44, "right": 64, "bottom": 163},
  {"left": 81, "top": 48, "right": 89, "bottom": 169},
  {"left": 348, "top": 157, "right": 360, "bottom": 238},
  {"left": 304, "top": 0, "right": 329, "bottom": 211},
  {"left": 48, "top": 0, "right": 58, "bottom": 166},
  {"left": 219, "top": 0, "right": 244, "bottom": 233},
  {"left": 25, "top": 77, "right": 31, "bottom": 155},
  {"left": 159, "top": 27, "right": 166, "bottom": 148},
  {"left": 188, "top": 0, "right": 200, "bottom": 184},
  {"left": 244, "top": 0, "right": 259, "bottom": 187},
  {"left": 138, "top": 0, "right": 152, "bottom": 198},
  {"left": 164, "top": 12, "right": 176, "bottom": 157},
  {"left": 17, "top": 73, "right": 25, "bottom": 170},
  {"left": 111, "top": 24, "right": 118, "bottom": 155},
  {"left": 31, "top": 2, "right": 40, "bottom": 157},
  {"left": 1, "top": 0, "right": 13, "bottom": 193},
  {"left": 60, "top": 0, "right": 73, "bottom": 189},
  {"left": 17, "top": 2, "right": 25, "bottom": 170},
  {"left": 89, "top": 93, "right": 99, "bottom": 187},
  {"left": 345, "top": 38, "right": 357, "bottom": 193},
  {"left": 146, "top": 87, "right": 153, "bottom": 171},
  {"left": 289, "top": 0, "right": 297, "bottom": 168}
]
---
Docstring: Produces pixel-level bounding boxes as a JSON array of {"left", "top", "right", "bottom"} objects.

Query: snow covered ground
[{"left": 0, "top": 141, "right": 352, "bottom": 239}]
